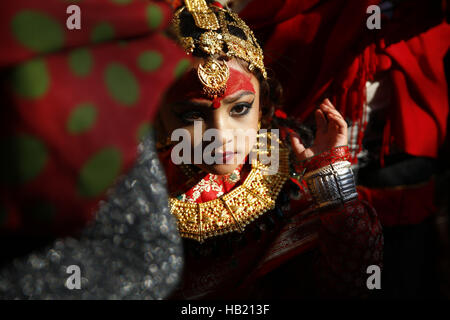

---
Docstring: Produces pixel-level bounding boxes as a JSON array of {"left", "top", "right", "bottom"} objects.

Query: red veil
[
  {"left": 240, "top": 0, "right": 449, "bottom": 163},
  {"left": 0, "top": 0, "right": 192, "bottom": 235}
]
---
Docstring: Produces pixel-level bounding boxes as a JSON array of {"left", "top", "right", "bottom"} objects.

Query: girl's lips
[{"left": 217, "top": 152, "right": 236, "bottom": 164}]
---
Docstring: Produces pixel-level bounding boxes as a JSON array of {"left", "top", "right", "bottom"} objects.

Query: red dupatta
[{"left": 240, "top": 0, "right": 449, "bottom": 163}]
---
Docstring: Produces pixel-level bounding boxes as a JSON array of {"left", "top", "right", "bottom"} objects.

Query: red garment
[
  {"left": 0, "top": 0, "right": 191, "bottom": 235},
  {"left": 383, "top": 25, "right": 450, "bottom": 159},
  {"left": 240, "top": 0, "right": 449, "bottom": 162},
  {"left": 0, "top": 0, "right": 172, "bottom": 68}
]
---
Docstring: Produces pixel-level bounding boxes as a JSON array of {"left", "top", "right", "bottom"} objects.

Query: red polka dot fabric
[{"left": 0, "top": 0, "right": 192, "bottom": 236}]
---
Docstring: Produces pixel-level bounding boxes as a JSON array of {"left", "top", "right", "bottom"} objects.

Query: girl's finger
[
  {"left": 329, "top": 113, "right": 347, "bottom": 128},
  {"left": 315, "top": 109, "right": 327, "bottom": 134},
  {"left": 323, "top": 99, "right": 346, "bottom": 121},
  {"left": 324, "top": 98, "right": 334, "bottom": 108},
  {"left": 290, "top": 134, "right": 306, "bottom": 158},
  {"left": 327, "top": 113, "right": 338, "bottom": 133},
  {"left": 328, "top": 114, "right": 348, "bottom": 135},
  {"left": 321, "top": 103, "right": 344, "bottom": 119}
]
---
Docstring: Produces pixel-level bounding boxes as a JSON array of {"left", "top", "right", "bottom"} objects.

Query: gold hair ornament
[{"left": 172, "top": 0, "right": 267, "bottom": 99}]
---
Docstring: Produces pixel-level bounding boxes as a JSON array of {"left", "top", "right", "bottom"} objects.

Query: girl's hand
[{"left": 290, "top": 98, "right": 348, "bottom": 161}]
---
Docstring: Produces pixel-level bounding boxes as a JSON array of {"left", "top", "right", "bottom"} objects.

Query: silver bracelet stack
[{"left": 304, "top": 161, "right": 358, "bottom": 208}]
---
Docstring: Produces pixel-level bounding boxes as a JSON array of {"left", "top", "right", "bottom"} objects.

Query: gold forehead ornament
[
  {"left": 197, "top": 58, "right": 230, "bottom": 98},
  {"left": 172, "top": 0, "right": 267, "bottom": 99}
]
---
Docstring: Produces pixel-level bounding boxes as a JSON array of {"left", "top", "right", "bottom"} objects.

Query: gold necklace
[{"left": 169, "top": 132, "right": 290, "bottom": 242}]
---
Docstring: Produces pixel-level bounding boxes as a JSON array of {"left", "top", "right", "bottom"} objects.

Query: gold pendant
[{"left": 197, "top": 58, "right": 229, "bottom": 99}]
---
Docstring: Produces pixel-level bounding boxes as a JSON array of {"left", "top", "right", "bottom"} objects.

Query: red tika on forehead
[
  {"left": 211, "top": 67, "right": 255, "bottom": 108},
  {"left": 166, "top": 66, "right": 255, "bottom": 108}
]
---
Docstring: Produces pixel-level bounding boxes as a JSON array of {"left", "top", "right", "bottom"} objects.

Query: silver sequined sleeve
[{"left": 0, "top": 134, "right": 183, "bottom": 300}]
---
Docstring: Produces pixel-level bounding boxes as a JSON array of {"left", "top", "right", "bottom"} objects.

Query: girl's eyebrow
[
  {"left": 222, "top": 91, "right": 254, "bottom": 104},
  {"left": 172, "top": 100, "right": 212, "bottom": 110},
  {"left": 171, "top": 90, "right": 255, "bottom": 110}
]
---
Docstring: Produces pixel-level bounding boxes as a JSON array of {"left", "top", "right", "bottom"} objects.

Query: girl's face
[{"left": 157, "top": 58, "right": 261, "bottom": 175}]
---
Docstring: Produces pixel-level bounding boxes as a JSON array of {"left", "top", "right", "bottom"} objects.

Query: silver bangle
[{"left": 304, "top": 161, "right": 358, "bottom": 208}]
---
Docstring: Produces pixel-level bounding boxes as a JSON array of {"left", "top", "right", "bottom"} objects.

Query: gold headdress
[{"left": 171, "top": 0, "right": 267, "bottom": 99}]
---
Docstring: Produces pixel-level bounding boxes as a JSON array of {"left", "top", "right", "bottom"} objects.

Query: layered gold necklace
[{"left": 169, "top": 132, "right": 290, "bottom": 242}]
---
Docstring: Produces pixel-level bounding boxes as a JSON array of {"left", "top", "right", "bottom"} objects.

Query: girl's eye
[
  {"left": 230, "top": 102, "right": 252, "bottom": 116},
  {"left": 180, "top": 111, "right": 204, "bottom": 123}
]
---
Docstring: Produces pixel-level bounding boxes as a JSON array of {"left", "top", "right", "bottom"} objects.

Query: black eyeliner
[
  {"left": 175, "top": 110, "right": 206, "bottom": 124},
  {"left": 231, "top": 100, "right": 254, "bottom": 116}
]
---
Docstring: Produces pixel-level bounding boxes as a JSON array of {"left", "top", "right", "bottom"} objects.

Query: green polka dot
[
  {"left": 105, "top": 63, "right": 140, "bottom": 106},
  {"left": 91, "top": 22, "right": 115, "bottom": 44},
  {"left": 146, "top": 4, "right": 163, "bottom": 30},
  {"left": 78, "top": 147, "right": 122, "bottom": 198},
  {"left": 0, "top": 205, "right": 7, "bottom": 226},
  {"left": 137, "top": 123, "right": 153, "bottom": 141},
  {"left": 0, "top": 134, "right": 48, "bottom": 184},
  {"left": 174, "top": 59, "right": 191, "bottom": 79},
  {"left": 110, "top": 0, "right": 132, "bottom": 4},
  {"left": 67, "top": 103, "right": 97, "bottom": 134},
  {"left": 69, "top": 48, "right": 93, "bottom": 77},
  {"left": 138, "top": 51, "right": 163, "bottom": 72},
  {"left": 12, "top": 10, "right": 64, "bottom": 53},
  {"left": 11, "top": 59, "right": 49, "bottom": 99},
  {"left": 29, "top": 202, "right": 55, "bottom": 223}
]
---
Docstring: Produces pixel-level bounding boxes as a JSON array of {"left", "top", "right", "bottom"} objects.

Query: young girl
[{"left": 155, "top": 0, "right": 383, "bottom": 299}]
